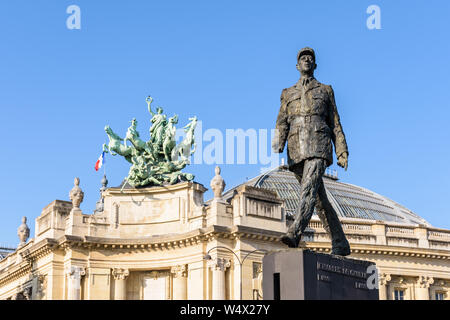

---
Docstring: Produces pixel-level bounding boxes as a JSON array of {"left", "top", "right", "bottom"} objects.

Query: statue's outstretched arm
[{"left": 146, "top": 96, "right": 155, "bottom": 116}]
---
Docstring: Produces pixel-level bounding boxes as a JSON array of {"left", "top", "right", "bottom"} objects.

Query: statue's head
[
  {"left": 131, "top": 118, "right": 137, "bottom": 126},
  {"left": 296, "top": 47, "right": 316, "bottom": 75},
  {"left": 156, "top": 107, "right": 163, "bottom": 114}
]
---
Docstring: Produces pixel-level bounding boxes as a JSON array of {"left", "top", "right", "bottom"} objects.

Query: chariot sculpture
[{"left": 103, "top": 96, "right": 197, "bottom": 188}]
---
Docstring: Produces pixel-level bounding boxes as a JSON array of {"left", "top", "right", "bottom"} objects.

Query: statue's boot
[
  {"left": 280, "top": 231, "right": 300, "bottom": 248},
  {"left": 331, "top": 239, "right": 350, "bottom": 256},
  {"left": 314, "top": 176, "right": 351, "bottom": 257}
]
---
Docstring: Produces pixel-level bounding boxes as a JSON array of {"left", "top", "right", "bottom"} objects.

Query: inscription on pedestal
[{"left": 263, "top": 249, "right": 379, "bottom": 300}]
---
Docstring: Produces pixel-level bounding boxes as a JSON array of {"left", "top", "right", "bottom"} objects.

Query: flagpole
[{"left": 103, "top": 146, "right": 107, "bottom": 177}]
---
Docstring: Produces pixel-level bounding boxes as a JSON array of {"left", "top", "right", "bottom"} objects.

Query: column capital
[
  {"left": 65, "top": 266, "right": 85, "bottom": 300},
  {"left": 112, "top": 268, "right": 130, "bottom": 281},
  {"left": 170, "top": 264, "right": 188, "bottom": 278},
  {"left": 417, "top": 275, "right": 434, "bottom": 288},
  {"left": 22, "top": 287, "right": 32, "bottom": 300},
  {"left": 208, "top": 257, "right": 231, "bottom": 272},
  {"left": 65, "top": 266, "right": 86, "bottom": 278},
  {"left": 436, "top": 279, "right": 447, "bottom": 287},
  {"left": 379, "top": 273, "right": 391, "bottom": 286}
]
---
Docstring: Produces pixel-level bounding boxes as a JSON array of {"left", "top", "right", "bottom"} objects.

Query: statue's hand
[{"left": 337, "top": 152, "right": 348, "bottom": 171}]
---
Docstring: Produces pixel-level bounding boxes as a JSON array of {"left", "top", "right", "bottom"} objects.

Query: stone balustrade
[{"left": 305, "top": 218, "right": 450, "bottom": 250}]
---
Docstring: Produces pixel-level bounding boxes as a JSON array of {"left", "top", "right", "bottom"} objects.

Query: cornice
[
  {"left": 55, "top": 225, "right": 284, "bottom": 251},
  {"left": 0, "top": 260, "right": 32, "bottom": 286},
  {"left": 35, "top": 226, "right": 450, "bottom": 260},
  {"left": 1, "top": 225, "right": 448, "bottom": 287},
  {"left": 0, "top": 238, "right": 61, "bottom": 286},
  {"left": 302, "top": 242, "right": 450, "bottom": 260},
  {"left": 23, "top": 238, "right": 59, "bottom": 260},
  {"left": 106, "top": 181, "right": 208, "bottom": 195}
]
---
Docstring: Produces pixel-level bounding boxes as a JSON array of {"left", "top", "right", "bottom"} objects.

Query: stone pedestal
[
  {"left": 65, "top": 208, "right": 88, "bottom": 236},
  {"left": 101, "top": 182, "right": 207, "bottom": 238},
  {"left": 263, "top": 249, "right": 379, "bottom": 300},
  {"left": 207, "top": 200, "right": 233, "bottom": 227}
]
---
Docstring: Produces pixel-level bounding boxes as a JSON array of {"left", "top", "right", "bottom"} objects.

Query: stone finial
[
  {"left": 17, "top": 216, "right": 30, "bottom": 247},
  {"left": 100, "top": 174, "right": 108, "bottom": 191},
  {"left": 94, "top": 175, "right": 108, "bottom": 213},
  {"left": 69, "top": 177, "right": 84, "bottom": 209},
  {"left": 210, "top": 166, "right": 226, "bottom": 202}
]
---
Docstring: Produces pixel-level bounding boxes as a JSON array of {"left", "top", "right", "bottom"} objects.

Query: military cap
[{"left": 297, "top": 47, "right": 316, "bottom": 62}]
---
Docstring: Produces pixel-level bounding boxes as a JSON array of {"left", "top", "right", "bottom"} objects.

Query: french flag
[{"left": 95, "top": 152, "right": 105, "bottom": 171}]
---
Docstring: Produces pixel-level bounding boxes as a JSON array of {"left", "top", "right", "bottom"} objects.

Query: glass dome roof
[{"left": 223, "top": 166, "right": 430, "bottom": 226}]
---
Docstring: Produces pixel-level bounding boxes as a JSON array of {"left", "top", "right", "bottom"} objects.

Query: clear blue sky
[{"left": 1, "top": 0, "right": 449, "bottom": 247}]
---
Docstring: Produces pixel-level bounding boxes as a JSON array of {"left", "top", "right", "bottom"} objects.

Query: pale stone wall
[{"left": 0, "top": 180, "right": 449, "bottom": 300}]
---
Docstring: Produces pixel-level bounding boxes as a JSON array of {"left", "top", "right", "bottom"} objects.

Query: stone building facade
[{"left": 0, "top": 167, "right": 449, "bottom": 300}]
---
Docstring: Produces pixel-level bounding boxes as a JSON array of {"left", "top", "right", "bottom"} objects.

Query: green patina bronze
[{"left": 103, "top": 96, "right": 197, "bottom": 188}]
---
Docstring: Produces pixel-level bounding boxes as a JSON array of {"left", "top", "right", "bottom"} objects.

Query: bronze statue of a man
[{"left": 272, "top": 47, "right": 350, "bottom": 256}]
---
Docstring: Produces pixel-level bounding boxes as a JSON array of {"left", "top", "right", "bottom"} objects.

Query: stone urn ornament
[
  {"left": 69, "top": 177, "right": 84, "bottom": 209},
  {"left": 94, "top": 174, "right": 108, "bottom": 214},
  {"left": 17, "top": 216, "right": 30, "bottom": 247},
  {"left": 210, "top": 166, "right": 226, "bottom": 202}
]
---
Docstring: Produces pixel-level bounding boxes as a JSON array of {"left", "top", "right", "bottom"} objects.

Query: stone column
[
  {"left": 171, "top": 265, "right": 188, "bottom": 300},
  {"left": 416, "top": 276, "right": 434, "bottom": 300},
  {"left": 66, "top": 266, "right": 85, "bottom": 300},
  {"left": 208, "top": 258, "right": 231, "bottom": 300},
  {"left": 112, "top": 268, "right": 130, "bottom": 300},
  {"left": 378, "top": 273, "right": 391, "bottom": 300},
  {"left": 36, "top": 275, "right": 47, "bottom": 300}
]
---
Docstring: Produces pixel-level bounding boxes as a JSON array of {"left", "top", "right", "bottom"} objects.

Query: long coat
[{"left": 272, "top": 78, "right": 348, "bottom": 168}]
